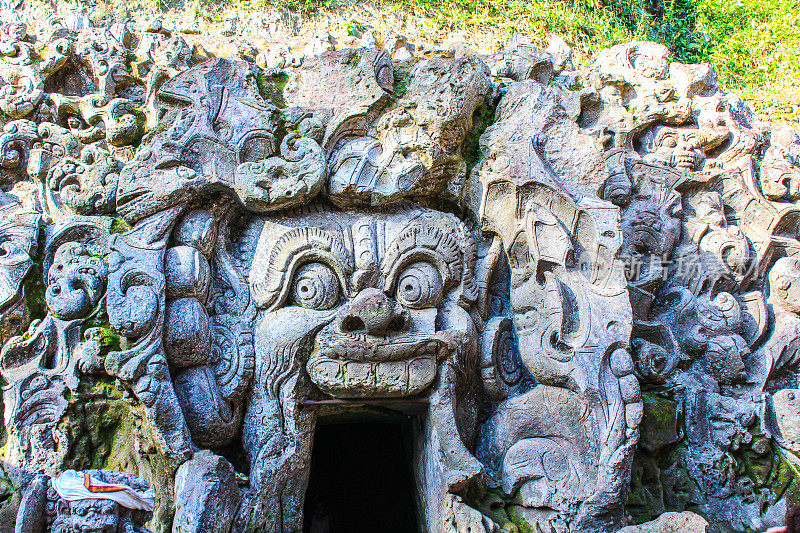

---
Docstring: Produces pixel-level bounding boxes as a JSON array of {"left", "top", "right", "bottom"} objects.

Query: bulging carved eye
[
  {"left": 290, "top": 263, "right": 340, "bottom": 310},
  {"left": 395, "top": 262, "right": 443, "bottom": 309}
]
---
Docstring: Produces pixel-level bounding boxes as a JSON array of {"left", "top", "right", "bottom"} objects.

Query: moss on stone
[
  {"left": 52, "top": 377, "right": 181, "bottom": 530},
  {"left": 257, "top": 69, "right": 288, "bottom": 108},
  {"left": 474, "top": 489, "right": 519, "bottom": 532},
  {"left": 81, "top": 308, "right": 123, "bottom": 353},
  {"left": 775, "top": 452, "right": 800, "bottom": 507},
  {"left": 22, "top": 267, "right": 46, "bottom": 323},
  {"left": 110, "top": 216, "right": 132, "bottom": 236},
  {"left": 392, "top": 71, "right": 411, "bottom": 99},
  {"left": 0, "top": 463, "right": 21, "bottom": 533},
  {"left": 463, "top": 98, "right": 498, "bottom": 172},
  {"left": 506, "top": 505, "right": 535, "bottom": 533},
  {"left": 639, "top": 394, "right": 679, "bottom": 453},
  {"left": 345, "top": 51, "right": 361, "bottom": 69}
]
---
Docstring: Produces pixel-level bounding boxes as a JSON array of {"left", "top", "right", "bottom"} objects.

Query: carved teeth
[
  {"left": 321, "top": 336, "right": 442, "bottom": 362},
  {"left": 306, "top": 355, "right": 436, "bottom": 398}
]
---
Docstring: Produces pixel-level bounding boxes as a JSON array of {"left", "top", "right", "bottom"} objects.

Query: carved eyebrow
[
  {"left": 250, "top": 225, "right": 353, "bottom": 310},
  {"left": 380, "top": 219, "right": 462, "bottom": 295}
]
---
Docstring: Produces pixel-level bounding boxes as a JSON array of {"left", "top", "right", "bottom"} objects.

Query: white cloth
[{"left": 52, "top": 470, "right": 155, "bottom": 512}]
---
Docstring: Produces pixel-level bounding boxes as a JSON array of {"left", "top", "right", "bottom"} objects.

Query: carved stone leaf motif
[
  {"left": 0, "top": 207, "right": 38, "bottom": 308},
  {"left": 118, "top": 58, "right": 326, "bottom": 225}
]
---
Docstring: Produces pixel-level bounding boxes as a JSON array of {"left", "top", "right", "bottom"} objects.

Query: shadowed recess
[{"left": 304, "top": 422, "right": 419, "bottom": 533}]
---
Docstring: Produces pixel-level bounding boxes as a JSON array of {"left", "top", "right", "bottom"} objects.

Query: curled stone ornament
[
  {"left": 481, "top": 316, "right": 530, "bottom": 400},
  {"left": 211, "top": 313, "right": 254, "bottom": 403}
]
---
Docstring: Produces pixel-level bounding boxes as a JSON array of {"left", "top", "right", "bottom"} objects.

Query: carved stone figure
[
  {"left": 758, "top": 256, "right": 800, "bottom": 385},
  {"left": 0, "top": 202, "right": 39, "bottom": 344},
  {"left": 327, "top": 55, "right": 490, "bottom": 206},
  {"left": 762, "top": 125, "right": 800, "bottom": 202},
  {"left": 231, "top": 205, "right": 482, "bottom": 530},
  {"left": 117, "top": 58, "right": 325, "bottom": 224},
  {"left": 1, "top": 236, "right": 109, "bottom": 471}
]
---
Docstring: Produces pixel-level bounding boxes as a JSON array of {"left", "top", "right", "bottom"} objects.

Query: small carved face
[
  {"left": 66, "top": 499, "right": 120, "bottom": 533},
  {"left": 676, "top": 291, "right": 748, "bottom": 384},
  {"left": 250, "top": 206, "right": 477, "bottom": 398},
  {"left": 643, "top": 125, "right": 730, "bottom": 171},
  {"left": 648, "top": 128, "right": 705, "bottom": 170},
  {"left": 0, "top": 76, "right": 44, "bottom": 119},
  {"left": 625, "top": 196, "right": 681, "bottom": 257},
  {"left": 761, "top": 126, "right": 800, "bottom": 202},
  {"left": 769, "top": 257, "right": 800, "bottom": 315},
  {"left": 46, "top": 242, "right": 108, "bottom": 320},
  {"left": 488, "top": 43, "right": 553, "bottom": 82},
  {"left": 47, "top": 144, "right": 119, "bottom": 215}
]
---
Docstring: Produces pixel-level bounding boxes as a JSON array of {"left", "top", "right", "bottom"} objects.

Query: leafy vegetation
[{"left": 606, "top": 0, "right": 800, "bottom": 94}]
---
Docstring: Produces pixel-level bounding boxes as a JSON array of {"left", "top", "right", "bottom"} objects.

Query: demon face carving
[
  {"left": 249, "top": 205, "right": 478, "bottom": 399},
  {"left": 238, "top": 204, "right": 482, "bottom": 530},
  {"left": 642, "top": 124, "right": 730, "bottom": 172}
]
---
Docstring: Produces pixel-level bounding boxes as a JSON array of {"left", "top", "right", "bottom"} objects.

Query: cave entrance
[{"left": 303, "top": 421, "right": 420, "bottom": 533}]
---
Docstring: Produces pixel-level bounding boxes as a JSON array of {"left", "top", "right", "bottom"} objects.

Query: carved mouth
[
  {"left": 673, "top": 152, "right": 698, "bottom": 170},
  {"left": 306, "top": 336, "right": 443, "bottom": 397},
  {"left": 315, "top": 336, "right": 444, "bottom": 362},
  {"left": 56, "top": 171, "right": 85, "bottom": 191},
  {"left": 306, "top": 355, "right": 437, "bottom": 398},
  {"left": 115, "top": 186, "right": 156, "bottom": 221},
  {"left": 115, "top": 186, "right": 149, "bottom": 209},
  {"left": 154, "top": 157, "right": 183, "bottom": 170}
]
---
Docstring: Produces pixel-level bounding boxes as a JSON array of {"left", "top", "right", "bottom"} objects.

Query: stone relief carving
[
  {"left": 231, "top": 205, "right": 483, "bottom": 531},
  {"left": 0, "top": 14, "right": 798, "bottom": 533}
]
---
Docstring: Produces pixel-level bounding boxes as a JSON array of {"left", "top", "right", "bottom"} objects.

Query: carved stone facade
[{"left": 0, "top": 14, "right": 798, "bottom": 533}]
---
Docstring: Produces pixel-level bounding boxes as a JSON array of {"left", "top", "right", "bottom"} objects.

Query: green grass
[{"left": 697, "top": 0, "right": 800, "bottom": 93}]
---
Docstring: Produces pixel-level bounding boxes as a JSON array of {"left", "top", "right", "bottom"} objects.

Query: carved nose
[{"left": 339, "top": 288, "right": 406, "bottom": 335}]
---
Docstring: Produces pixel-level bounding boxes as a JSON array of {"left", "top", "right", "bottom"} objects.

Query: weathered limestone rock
[
  {"left": 0, "top": 11, "right": 798, "bottom": 533},
  {"left": 617, "top": 511, "right": 709, "bottom": 533},
  {"left": 173, "top": 451, "right": 240, "bottom": 533}
]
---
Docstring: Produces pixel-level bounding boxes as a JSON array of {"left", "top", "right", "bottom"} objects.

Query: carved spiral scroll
[{"left": 212, "top": 313, "right": 255, "bottom": 402}]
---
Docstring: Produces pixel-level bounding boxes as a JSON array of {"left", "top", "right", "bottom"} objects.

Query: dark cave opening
[{"left": 303, "top": 421, "right": 420, "bottom": 533}]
